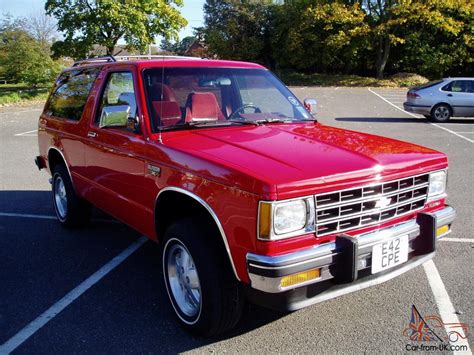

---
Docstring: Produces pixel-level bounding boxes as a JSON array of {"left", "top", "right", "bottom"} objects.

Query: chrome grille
[{"left": 315, "top": 174, "right": 429, "bottom": 236}]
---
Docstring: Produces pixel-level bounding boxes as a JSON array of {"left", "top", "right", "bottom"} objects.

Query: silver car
[{"left": 403, "top": 77, "right": 474, "bottom": 122}]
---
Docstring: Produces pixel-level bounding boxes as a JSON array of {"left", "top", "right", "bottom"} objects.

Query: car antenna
[{"left": 158, "top": 54, "right": 165, "bottom": 144}]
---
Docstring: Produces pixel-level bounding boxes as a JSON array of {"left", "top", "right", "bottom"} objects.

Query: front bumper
[{"left": 246, "top": 206, "right": 455, "bottom": 311}]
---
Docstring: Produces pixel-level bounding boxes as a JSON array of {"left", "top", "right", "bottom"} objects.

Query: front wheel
[
  {"left": 430, "top": 104, "right": 452, "bottom": 122},
  {"left": 52, "top": 164, "right": 91, "bottom": 228},
  {"left": 162, "top": 218, "right": 244, "bottom": 336}
]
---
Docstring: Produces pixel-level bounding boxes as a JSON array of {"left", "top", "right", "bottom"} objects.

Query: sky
[{"left": 0, "top": 0, "right": 205, "bottom": 40}]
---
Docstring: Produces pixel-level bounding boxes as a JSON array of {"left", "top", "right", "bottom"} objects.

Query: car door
[
  {"left": 83, "top": 66, "right": 151, "bottom": 235},
  {"left": 441, "top": 80, "right": 474, "bottom": 117}
]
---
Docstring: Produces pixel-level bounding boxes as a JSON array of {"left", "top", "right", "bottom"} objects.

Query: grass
[
  {"left": 278, "top": 71, "right": 429, "bottom": 88},
  {"left": 0, "top": 90, "right": 49, "bottom": 106}
]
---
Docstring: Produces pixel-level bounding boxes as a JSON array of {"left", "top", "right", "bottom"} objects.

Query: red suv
[{"left": 35, "top": 56, "right": 456, "bottom": 336}]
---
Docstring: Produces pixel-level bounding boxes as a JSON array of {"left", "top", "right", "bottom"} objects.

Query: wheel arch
[
  {"left": 48, "top": 147, "right": 75, "bottom": 190},
  {"left": 155, "top": 187, "right": 240, "bottom": 281},
  {"left": 432, "top": 102, "right": 453, "bottom": 113}
]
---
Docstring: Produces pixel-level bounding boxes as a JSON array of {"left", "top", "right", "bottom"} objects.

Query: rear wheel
[
  {"left": 430, "top": 104, "right": 452, "bottom": 122},
  {"left": 162, "top": 218, "right": 244, "bottom": 336},
  {"left": 52, "top": 164, "right": 91, "bottom": 227}
]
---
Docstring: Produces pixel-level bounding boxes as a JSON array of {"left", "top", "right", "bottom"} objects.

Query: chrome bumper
[{"left": 247, "top": 206, "right": 455, "bottom": 295}]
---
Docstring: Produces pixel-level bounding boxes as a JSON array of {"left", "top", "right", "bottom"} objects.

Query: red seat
[
  {"left": 152, "top": 101, "right": 181, "bottom": 126},
  {"left": 185, "top": 92, "right": 225, "bottom": 122},
  {"left": 151, "top": 83, "right": 177, "bottom": 102}
]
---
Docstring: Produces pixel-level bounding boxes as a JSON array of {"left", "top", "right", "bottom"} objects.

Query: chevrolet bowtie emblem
[{"left": 375, "top": 196, "right": 391, "bottom": 209}]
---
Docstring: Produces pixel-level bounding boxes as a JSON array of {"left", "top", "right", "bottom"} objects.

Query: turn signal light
[
  {"left": 280, "top": 268, "right": 321, "bottom": 288},
  {"left": 436, "top": 225, "right": 449, "bottom": 237}
]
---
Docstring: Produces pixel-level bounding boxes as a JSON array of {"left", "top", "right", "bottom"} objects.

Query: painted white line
[
  {"left": 368, "top": 88, "right": 474, "bottom": 143},
  {"left": 0, "top": 236, "right": 147, "bottom": 354},
  {"left": 440, "top": 237, "right": 474, "bottom": 243},
  {"left": 423, "top": 260, "right": 472, "bottom": 354},
  {"left": 452, "top": 132, "right": 474, "bottom": 134},
  {"left": 438, "top": 123, "right": 474, "bottom": 126},
  {"left": 0, "top": 212, "right": 119, "bottom": 224},
  {"left": 14, "top": 129, "right": 37, "bottom": 137}
]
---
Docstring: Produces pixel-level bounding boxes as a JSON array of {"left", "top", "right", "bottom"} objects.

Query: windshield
[{"left": 142, "top": 67, "right": 312, "bottom": 131}]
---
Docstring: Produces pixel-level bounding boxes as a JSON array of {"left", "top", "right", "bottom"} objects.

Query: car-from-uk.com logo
[{"left": 403, "top": 305, "right": 470, "bottom": 352}]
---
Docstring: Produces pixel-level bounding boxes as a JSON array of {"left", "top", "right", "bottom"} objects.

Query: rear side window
[
  {"left": 46, "top": 67, "right": 100, "bottom": 121},
  {"left": 442, "top": 80, "right": 473, "bottom": 93}
]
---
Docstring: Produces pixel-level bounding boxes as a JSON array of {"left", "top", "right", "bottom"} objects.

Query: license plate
[{"left": 371, "top": 235, "right": 409, "bottom": 274}]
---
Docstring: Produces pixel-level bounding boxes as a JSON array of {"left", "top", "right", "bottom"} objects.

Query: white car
[{"left": 404, "top": 77, "right": 474, "bottom": 122}]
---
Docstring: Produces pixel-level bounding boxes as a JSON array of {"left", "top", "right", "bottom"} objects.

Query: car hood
[{"left": 161, "top": 123, "right": 447, "bottom": 199}]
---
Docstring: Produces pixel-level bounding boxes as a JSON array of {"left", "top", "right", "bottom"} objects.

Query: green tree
[
  {"left": 45, "top": 0, "right": 188, "bottom": 58},
  {"left": 0, "top": 28, "right": 60, "bottom": 85},
  {"left": 160, "top": 36, "right": 197, "bottom": 55},
  {"left": 200, "top": 0, "right": 275, "bottom": 67}
]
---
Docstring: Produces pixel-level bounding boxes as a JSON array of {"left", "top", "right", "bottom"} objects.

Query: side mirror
[
  {"left": 304, "top": 98, "right": 317, "bottom": 115},
  {"left": 99, "top": 105, "right": 130, "bottom": 128}
]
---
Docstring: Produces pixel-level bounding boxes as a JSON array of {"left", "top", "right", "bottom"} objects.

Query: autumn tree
[{"left": 45, "top": 0, "right": 188, "bottom": 58}]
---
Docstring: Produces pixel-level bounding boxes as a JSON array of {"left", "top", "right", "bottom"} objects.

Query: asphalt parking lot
[{"left": 0, "top": 87, "right": 472, "bottom": 353}]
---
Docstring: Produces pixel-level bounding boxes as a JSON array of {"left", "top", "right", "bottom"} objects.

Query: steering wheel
[{"left": 228, "top": 104, "right": 262, "bottom": 120}]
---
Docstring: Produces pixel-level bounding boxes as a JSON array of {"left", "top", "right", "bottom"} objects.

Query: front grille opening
[
  {"left": 383, "top": 181, "right": 399, "bottom": 193},
  {"left": 413, "top": 187, "right": 428, "bottom": 197},
  {"left": 339, "top": 217, "right": 360, "bottom": 229},
  {"left": 316, "top": 192, "right": 339, "bottom": 206},
  {"left": 381, "top": 208, "right": 396, "bottom": 220},
  {"left": 317, "top": 207, "right": 339, "bottom": 221},
  {"left": 340, "top": 203, "right": 362, "bottom": 216},
  {"left": 361, "top": 213, "right": 380, "bottom": 225},
  {"left": 412, "top": 199, "right": 425, "bottom": 209},
  {"left": 399, "top": 177, "right": 414, "bottom": 189},
  {"left": 317, "top": 222, "right": 337, "bottom": 234},
  {"left": 363, "top": 185, "right": 382, "bottom": 197},
  {"left": 362, "top": 201, "right": 376, "bottom": 211},
  {"left": 414, "top": 175, "right": 429, "bottom": 185},
  {"left": 397, "top": 203, "right": 411, "bottom": 214},
  {"left": 398, "top": 191, "right": 413, "bottom": 202},
  {"left": 341, "top": 189, "right": 362, "bottom": 201}
]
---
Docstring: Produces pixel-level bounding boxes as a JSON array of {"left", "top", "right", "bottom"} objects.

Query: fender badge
[{"left": 147, "top": 164, "right": 161, "bottom": 177}]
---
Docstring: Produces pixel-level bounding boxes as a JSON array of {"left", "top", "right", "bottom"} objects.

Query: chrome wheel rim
[
  {"left": 166, "top": 243, "right": 201, "bottom": 317},
  {"left": 434, "top": 106, "right": 449, "bottom": 120},
  {"left": 54, "top": 176, "right": 67, "bottom": 219}
]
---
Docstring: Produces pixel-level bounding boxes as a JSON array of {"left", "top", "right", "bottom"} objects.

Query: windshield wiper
[{"left": 159, "top": 119, "right": 259, "bottom": 131}]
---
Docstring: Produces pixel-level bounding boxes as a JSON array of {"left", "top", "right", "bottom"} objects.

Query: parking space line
[
  {"left": 440, "top": 237, "right": 474, "bottom": 243},
  {"left": 0, "top": 212, "right": 119, "bottom": 224},
  {"left": 14, "top": 130, "right": 37, "bottom": 137},
  {"left": 423, "top": 260, "right": 471, "bottom": 353},
  {"left": 368, "top": 88, "right": 474, "bottom": 143},
  {"left": 0, "top": 236, "right": 147, "bottom": 354}
]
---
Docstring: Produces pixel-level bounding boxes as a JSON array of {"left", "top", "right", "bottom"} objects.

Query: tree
[
  {"left": 24, "top": 12, "right": 59, "bottom": 52},
  {"left": 160, "top": 36, "right": 197, "bottom": 55},
  {"left": 45, "top": 0, "right": 188, "bottom": 58},
  {"left": 0, "top": 21, "right": 60, "bottom": 85},
  {"left": 200, "top": 0, "right": 275, "bottom": 67}
]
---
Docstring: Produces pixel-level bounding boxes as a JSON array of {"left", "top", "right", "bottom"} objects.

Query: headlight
[
  {"left": 428, "top": 170, "right": 447, "bottom": 198},
  {"left": 258, "top": 198, "right": 315, "bottom": 240}
]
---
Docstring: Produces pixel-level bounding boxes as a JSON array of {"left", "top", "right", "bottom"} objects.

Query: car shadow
[
  {"left": 335, "top": 117, "right": 473, "bottom": 124},
  {"left": 0, "top": 190, "right": 287, "bottom": 352}
]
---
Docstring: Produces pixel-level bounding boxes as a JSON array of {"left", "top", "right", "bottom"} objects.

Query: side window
[
  {"left": 443, "top": 80, "right": 471, "bottom": 93},
  {"left": 46, "top": 68, "right": 100, "bottom": 121},
  {"left": 97, "top": 72, "right": 137, "bottom": 124}
]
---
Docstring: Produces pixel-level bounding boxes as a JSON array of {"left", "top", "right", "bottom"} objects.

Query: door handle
[
  {"left": 447, "top": 94, "right": 453, "bottom": 97},
  {"left": 87, "top": 131, "right": 97, "bottom": 138}
]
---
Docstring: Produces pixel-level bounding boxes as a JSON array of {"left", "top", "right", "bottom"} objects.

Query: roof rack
[
  {"left": 72, "top": 55, "right": 116, "bottom": 67},
  {"left": 114, "top": 55, "right": 202, "bottom": 61}
]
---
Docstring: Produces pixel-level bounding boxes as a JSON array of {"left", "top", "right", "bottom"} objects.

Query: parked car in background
[
  {"left": 404, "top": 78, "right": 474, "bottom": 122},
  {"left": 36, "top": 56, "right": 455, "bottom": 336}
]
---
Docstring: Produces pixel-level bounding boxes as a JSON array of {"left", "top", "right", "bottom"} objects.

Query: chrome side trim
[{"left": 155, "top": 187, "right": 240, "bottom": 281}]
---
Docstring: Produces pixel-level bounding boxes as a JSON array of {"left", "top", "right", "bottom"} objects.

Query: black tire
[
  {"left": 52, "top": 164, "right": 91, "bottom": 228},
  {"left": 162, "top": 218, "right": 244, "bottom": 336},
  {"left": 429, "top": 104, "right": 452, "bottom": 122}
]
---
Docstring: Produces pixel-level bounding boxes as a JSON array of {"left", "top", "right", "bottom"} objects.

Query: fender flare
[{"left": 156, "top": 187, "right": 241, "bottom": 281}]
